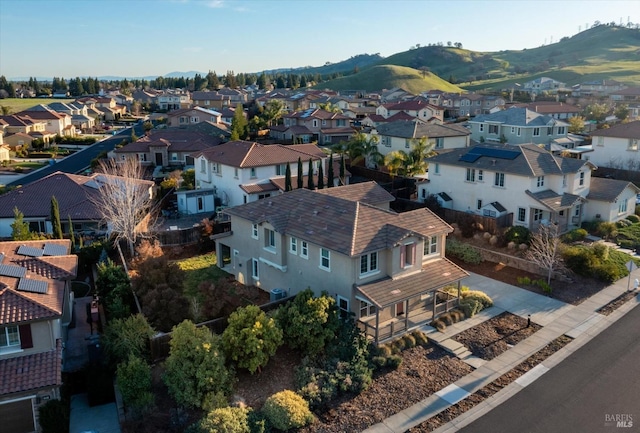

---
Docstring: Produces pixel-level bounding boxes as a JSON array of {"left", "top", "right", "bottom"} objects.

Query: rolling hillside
[{"left": 312, "top": 65, "right": 465, "bottom": 94}]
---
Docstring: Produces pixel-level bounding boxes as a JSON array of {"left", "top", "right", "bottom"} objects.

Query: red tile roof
[
  {"left": 195, "top": 141, "right": 325, "bottom": 168},
  {"left": 0, "top": 339, "right": 62, "bottom": 395}
]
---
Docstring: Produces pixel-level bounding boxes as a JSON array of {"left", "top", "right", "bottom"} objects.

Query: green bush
[
  {"left": 411, "top": 330, "right": 429, "bottom": 346},
  {"left": 39, "top": 399, "right": 69, "bottom": 433},
  {"left": 461, "top": 290, "right": 494, "bottom": 309},
  {"left": 392, "top": 338, "right": 406, "bottom": 353},
  {"left": 592, "top": 243, "right": 610, "bottom": 261},
  {"left": 116, "top": 356, "right": 154, "bottom": 416},
  {"left": 596, "top": 221, "right": 618, "bottom": 239},
  {"left": 262, "top": 390, "right": 314, "bottom": 431},
  {"left": 459, "top": 299, "right": 482, "bottom": 318},
  {"left": 402, "top": 334, "right": 417, "bottom": 349},
  {"left": 562, "top": 246, "right": 598, "bottom": 277},
  {"left": 581, "top": 220, "right": 600, "bottom": 233},
  {"left": 517, "top": 276, "right": 532, "bottom": 285},
  {"left": 627, "top": 214, "right": 640, "bottom": 223},
  {"left": 446, "top": 239, "right": 483, "bottom": 264},
  {"left": 371, "top": 356, "right": 388, "bottom": 369},
  {"left": 440, "top": 312, "right": 454, "bottom": 326},
  {"left": 386, "top": 355, "right": 403, "bottom": 369},
  {"left": 636, "top": 204, "right": 640, "bottom": 216},
  {"left": 504, "top": 226, "right": 531, "bottom": 245},
  {"left": 197, "top": 407, "right": 250, "bottom": 433},
  {"left": 616, "top": 219, "right": 632, "bottom": 228},
  {"left": 431, "top": 318, "right": 446, "bottom": 331},
  {"left": 593, "top": 262, "right": 624, "bottom": 283},
  {"left": 562, "top": 228, "right": 588, "bottom": 243},
  {"left": 376, "top": 344, "right": 392, "bottom": 357},
  {"left": 617, "top": 239, "right": 637, "bottom": 250}
]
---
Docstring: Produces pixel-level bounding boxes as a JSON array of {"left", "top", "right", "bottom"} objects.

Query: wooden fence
[
  {"left": 149, "top": 295, "right": 293, "bottom": 361},
  {"left": 439, "top": 208, "right": 513, "bottom": 234}
]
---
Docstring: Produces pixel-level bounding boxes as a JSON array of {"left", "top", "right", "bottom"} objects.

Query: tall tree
[
  {"left": 339, "top": 153, "right": 345, "bottom": 185},
  {"left": 68, "top": 215, "right": 75, "bottom": 250},
  {"left": 307, "top": 159, "right": 315, "bottom": 190},
  {"left": 50, "top": 196, "right": 63, "bottom": 239},
  {"left": 205, "top": 70, "right": 219, "bottom": 90},
  {"left": 327, "top": 152, "right": 334, "bottom": 188},
  {"left": 525, "top": 223, "right": 563, "bottom": 287},
  {"left": 285, "top": 162, "right": 292, "bottom": 192},
  {"left": 297, "top": 157, "right": 303, "bottom": 189},
  {"left": 230, "top": 103, "right": 248, "bottom": 140},
  {"left": 317, "top": 163, "right": 325, "bottom": 189},
  {"left": 11, "top": 207, "right": 34, "bottom": 241}
]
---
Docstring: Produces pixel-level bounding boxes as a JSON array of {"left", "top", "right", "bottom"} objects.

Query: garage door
[{"left": 0, "top": 399, "right": 35, "bottom": 433}]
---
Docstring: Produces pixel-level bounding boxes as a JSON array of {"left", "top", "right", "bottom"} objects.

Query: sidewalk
[{"left": 363, "top": 270, "right": 640, "bottom": 433}]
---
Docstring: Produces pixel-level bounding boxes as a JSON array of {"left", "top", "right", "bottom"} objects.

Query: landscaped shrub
[
  {"left": 517, "top": 276, "right": 532, "bottom": 285},
  {"left": 39, "top": 399, "right": 69, "bottom": 433},
  {"left": 562, "top": 246, "right": 598, "bottom": 277},
  {"left": 562, "top": 228, "right": 588, "bottom": 243},
  {"left": 439, "top": 312, "right": 454, "bottom": 326},
  {"left": 504, "top": 226, "right": 531, "bottom": 245},
  {"left": 116, "top": 356, "right": 154, "bottom": 417},
  {"left": 593, "top": 262, "right": 624, "bottom": 283},
  {"left": 534, "top": 279, "right": 553, "bottom": 295},
  {"left": 411, "top": 330, "right": 429, "bottom": 346},
  {"left": 391, "top": 337, "right": 406, "bottom": 353},
  {"left": 402, "top": 333, "right": 417, "bottom": 349},
  {"left": 592, "top": 243, "right": 610, "bottom": 261},
  {"left": 458, "top": 214, "right": 476, "bottom": 238},
  {"left": 461, "top": 290, "right": 494, "bottom": 309},
  {"left": 446, "top": 239, "right": 483, "bottom": 264},
  {"left": 197, "top": 407, "right": 250, "bottom": 433},
  {"left": 431, "top": 318, "right": 446, "bottom": 332},
  {"left": 616, "top": 219, "right": 632, "bottom": 228},
  {"left": 627, "top": 214, "right": 640, "bottom": 223},
  {"left": 103, "top": 314, "right": 155, "bottom": 366},
  {"left": 596, "top": 222, "right": 618, "bottom": 239},
  {"left": 262, "top": 390, "right": 314, "bottom": 431},
  {"left": 459, "top": 298, "right": 482, "bottom": 318},
  {"left": 386, "top": 355, "right": 403, "bottom": 369}
]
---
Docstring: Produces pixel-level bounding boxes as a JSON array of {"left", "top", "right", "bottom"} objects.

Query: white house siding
[
  {"left": 589, "top": 136, "right": 640, "bottom": 169},
  {"left": 583, "top": 193, "right": 636, "bottom": 223}
]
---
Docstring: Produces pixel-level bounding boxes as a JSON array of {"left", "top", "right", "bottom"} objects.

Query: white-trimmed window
[
  {"left": 251, "top": 224, "right": 258, "bottom": 239},
  {"left": 477, "top": 199, "right": 482, "bottom": 210},
  {"left": 516, "top": 127, "right": 521, "bottom": 136},
  {"left": 479, "top": 123, "right": 484, "bottom": 132},
  {"left": 533, "top": 127, "right": 540, "bottom": 137},
  {"left": 579, "top": 171, "right": 585, "bottom": 186},
  {"left": 433, "top": 163, "right": 440, "bottom": 174},
  {"left": 300, "top": 241, "right": 308, "bottom": 258},
  {"left": 250, "top": 168, "right": 256, "bottom": 178},
  {"left": 320, "top": 248, "right": 330, "bottom": 270},
  {"left": 619, "top": 199, "right": 628, "bottom": 214},
  {"left": 337, "top": 296, "right": 350, "bottom": 318},
  {"left": 466, "top": 168, "right": 475, "bottom": 182},
  {"left": 276, "top": 164, "right": 286, "bottom": 176},
  {"left": 537, "top": 176, "right": 545, "bottom": 187},
  {"left": 517, "top": 207, "right": 526, "bottom": 222},
  {"left": 251, "top": 258, "right": 259, "bottom": 280},
  {"left": 0, "top": 326, "right": 20, "bottom": 350},
  {"left": 488, "top": 124, "right": 499, "bottom": 134},
  {"left": 597, "top": 136, "right": 604, "bottom": 146},
  {"left": 359, "top": 300, "right": 376, "bottom": 318},
  {"left": 312, "top": 119, "right": 318, "bottom": 127},
  {"left": 629, "top": 139, "right": 639, "bottom": 151},
  {"left": 557, "top": 126, "right": 566, "bottom": 135},
  {"left": 264, "top": 228, "right": 276, "bottom": 249},
  {"left": 533, "top": 209, "right": 543, "bottom": 221},
  {"left": 200, "top": 159, "right": 206, "bottom": 173},
  {"left": 477, "top": 170, "right": 483, "bottom": 181},
  {"left": 405, "top": 139, "right": 411, "bottom": 149},
  {"left": 435, "top": 137, "right": 444, "bottom": 149},
  {"left": 494, "top": 172, "right": 505, "bottom": 187},
  {"left": 423, "top": 236, "right": 438, "bottom": 256},
  {"left": 289, "top": 236, "right": 298, "bottom": 254},
  {"left": 360, "top": 252, "right": 378, "bottom": 275},
  {"left": 234, "top": 167, "right": 239, "bottom": 178},
  {"left": 575, "top": 204, "right": 581, "bottom": 217},
  {"left": 563, "top": 175, "right": 567, "bottom": 187},
  {"left": 214, "top": 163, "right": 221, "bottom": 175},
  {"left": 511, "top": 126, "right": 516, "bottom": 134}
]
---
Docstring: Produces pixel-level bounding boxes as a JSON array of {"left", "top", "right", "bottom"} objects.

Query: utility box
[{"left": 270, "top": 288, "right": 286, "bottom": 302}]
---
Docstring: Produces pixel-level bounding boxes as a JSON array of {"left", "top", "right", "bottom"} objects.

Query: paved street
[
  {"left": 6, "top": 124, "right": 144, "bottom": 187},
  {"left": 457, "top": 302, "right": 640, "bottom": 433}
]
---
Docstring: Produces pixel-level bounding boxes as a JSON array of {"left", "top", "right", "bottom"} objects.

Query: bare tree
[
  {"left": 525, "top": 223, "right": 564, "bottom": 286},
  {"left": 91, "top": 157, "right": 157, "bottom": 258}
]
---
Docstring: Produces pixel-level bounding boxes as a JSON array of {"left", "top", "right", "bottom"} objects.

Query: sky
[{"left": 1, "top": 0, "right": 638, "bottom": 80}]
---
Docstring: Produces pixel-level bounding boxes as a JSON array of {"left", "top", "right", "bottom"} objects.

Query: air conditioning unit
[{"left": 270, "top": 288, "right": 287, "bottom": 302}]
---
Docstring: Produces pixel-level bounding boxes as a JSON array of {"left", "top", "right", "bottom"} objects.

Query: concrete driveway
[{"left": 69, "top": 393, "right": 121, "bottom": 433}]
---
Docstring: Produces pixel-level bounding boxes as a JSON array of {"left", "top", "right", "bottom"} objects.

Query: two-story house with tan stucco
[
  {"left": 216, "top": 183, "right": 468, "bottom": 344},
  {"left": 271, "top": 108, "right": 353, "bottom": 145}
]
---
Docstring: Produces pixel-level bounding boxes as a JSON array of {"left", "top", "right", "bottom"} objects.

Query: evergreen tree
[
  {"left": 300, "top": 75, "right": 308, "bottom": 88},
  {"left": 257, "top": 73, "right": 267, "bottom": 90},
  {"left": 297, "top": 157, "right": 303, "bottom": 189},
  {"left": 307, "top": 159, "right": 315, "bottom": 190},
  {"left": 229, "top": 103, "right": 248, "bottom": 140},
  {"left": 317, "top": 163, "right": 324, "bottom": 189},
  {"left": 285, "top": 162, "right": 292, "bottom": 192},
  {"left": 50, "top": 196, "right": 63, "bottom": 239},
  {"left": 327, "top": 152, "right": 334, "bottom": 188},
  {"left": 68, "top": 215, "right": 75, "bottom": 250},
  {"left": 11, "top": 207, "right": 33, "bottom": 241},
  {"left": 339, "top": 153, "right": 345, "bottom": 185},
  {"left": 206, "top": 70, "right": 219, "bottom": 90},
  {"left": 276, "top": 75, "right": 286, "bottom": 89}
]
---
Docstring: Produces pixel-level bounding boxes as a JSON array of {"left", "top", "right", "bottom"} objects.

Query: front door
[
  {"left": 396, "top": 301, "right": 405, "bottom": 316},
  {"left": 155, "top": 152, "right": 163, "bottom": 166}
]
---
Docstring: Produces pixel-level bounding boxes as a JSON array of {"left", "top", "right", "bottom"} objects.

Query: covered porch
[
  {"left": 526, "top": 189, "right": 585, "bottom": 233},
  {"left": 355, "top": 258, "right": 469, "bottom": 345}
]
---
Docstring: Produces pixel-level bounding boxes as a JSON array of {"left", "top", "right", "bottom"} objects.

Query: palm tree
[
  {"left": 404, "top": 137, "right": 435, "bottom": 176},
  {"left": 385, "top": 151, "right": 407, "bottom": 189},
  {"left": 337, "top": 132, "right": 384, "bottom": 168}
]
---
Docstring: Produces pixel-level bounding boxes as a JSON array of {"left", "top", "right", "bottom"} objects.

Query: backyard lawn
[
  {"left": 0, "top": 98, "right": 72, "bottom": 114},
  {"left": 173, "top": 252, "right": 230, "bottom": 297}
]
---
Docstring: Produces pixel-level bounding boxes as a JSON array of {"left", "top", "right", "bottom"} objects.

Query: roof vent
[
  {"left": 313, "top": 210, "right": 318, "bottom": 215},
  {"left": 492, "top": 159, "right": 497, "bottom": 165}
]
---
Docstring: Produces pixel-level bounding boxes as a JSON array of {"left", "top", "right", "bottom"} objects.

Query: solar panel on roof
[
  {"left": 0, "top": 264, "right": 27, "bottom": 278},
  {"left": 43, "top": 243, "right": 68, "bottom": 256},
  {"left": 459, "top": 153, "right": 482, "bottom": 163},
  {"left": 474, "top": 147, "right": 520, "bottom": 160},
  {"left": 0, "top": 253, "right": 4, "bottom": 264},
  {"left": 17, "top": 278, "right": 48, "bottom": 294},
  {"left": 17, "top": 245, "right": 44, "bottom": 257}
]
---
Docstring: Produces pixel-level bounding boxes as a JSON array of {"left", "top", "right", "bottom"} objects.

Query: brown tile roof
[
  {"left": 587, "top": 177, "right": 640, "bottom": 202},
  {"left": 224, "top": 186, "right": 452, "bottom": 256},
  {"left": 316, "top": 181, "right": 394, "bottom": 204},
  {"left": 525, "top": 190, "right": 584, "bottom": 212},
  {"left": 285, "top": 108, "right": 350, "bottom": 121},
  {"left": 356, "top": 258, "right": 468, "bottom": 307},
  {"left": 590, "top": 120, "right": 640, "bottom": 139},
  {"left": 115, "top": 130, "right": 221, "bottom": 154},
  {"left": 195, "top": 141, "right": 325, "bottom": 168},
  {"left": 240, "top": 183, "right": 279, "bottom": 194},
  {"left": 0, "top": 339, "right": 62, "bottom": 395}
]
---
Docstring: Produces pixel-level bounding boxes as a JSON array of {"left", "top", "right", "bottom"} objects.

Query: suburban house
[
  {"left": 588, "top": 121, "right": 640, "bottom": 170},
  {"left": 113, "top": 130, "right": 222, "bottom": 167},
  {"left": 46, "top": 102, "right": 96, "bottom": 131},
  {"left": 423, "top": 143, "right": 638, "bottom": 232},
  {"left": 215, "top": 183, "right": 468, "bottom": 344},
  {"left": 184, "top": 141, "right": 328, "bottom": 214},
  {"left": 272, "top": 108, "right": 353, "bottom": 144},
  {"left": 609, "top": 87, "right": 640, "bottom": 102},
  {"left": 376, "top": 99, "right": 444, "bottom": 124},
  {"left": 440, "top": 94, "right": 506, "bottom": 118},
  {"left": 523, "top": 77, "right": 567, "bottom": 95},
  {"left": 0, "top": 144, "right": 9, "bottom": 162},
  {"left": 191, "top": 91, "right": 232, "bottom": 110},
  {"left": 166, "top": 107, "right": 223, "bottom": 128},
  {"left": 156, "top": 90, "right": 191, "bottom": 111},
  {"left": 572, "top": 79, "right": 627, "bottom": 97},
  {"left": 370, "top": 120, "right": 471, "bottom": 159},
  {"left": 512, "top": 102, "right": 581, "bottom": 120},
  {"left": 92, "top": 97, "right": 128, "bottom": 121},
  {"left": 468, "top": 107, "right": 570, "bottom": 145},
  {"left": 0, "top": 171, "right": 154, "bottom": 239},
  {"left": 0, "top": 239, "right": 76, "bottom": 433},
  {"left": 18, "top": 106, "right": 76, "bottom": 137}
]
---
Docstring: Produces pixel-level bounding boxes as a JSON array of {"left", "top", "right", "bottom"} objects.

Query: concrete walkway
[
  {"left": 363, "top": 270, "right": 640, "bottom": 433},
  {"left": 69, "top": 394, "right": 121, "bottom": 433}
]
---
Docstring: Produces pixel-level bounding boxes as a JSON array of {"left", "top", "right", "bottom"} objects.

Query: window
[
  {"left": 264, "top": 228, "right": 276, "bottom": 249},
  {"left": 466, "top": 168, "right": 476, "bottom": 182},
  {"left": 533, "top": 209, "right": 543, "bottom": 221},
  {"left": 301, "top": 241, "right": 308, "bottom": 258},
  {"left": 252, "top": 224, "right": 259, "bottom": 239},
  {"left": 537, "top": 176, "right": 545, "bottom": 187},
  {"left": 276, "top": 164, "right": 286, "bottom": 176},
  {"left": 0, "top": 326, "right": 20, "bottom": 350},
  {"left": 547, "top": 126, "right": 553, "bottom": 135},
  {"left": 251, "top": 258, "right": 259, "bottom": 280},
  {"left": 619, "top": 199, "right": 628, "bottom": 214},
  {"left": 574, "top": 204, "right": 581, "bottom": 217},
  {"left": 517, "top": 207, "right": 526, "bottom": 222},
  {"left": 234, "top": 167, "right": 239, "bottom": 178},
  {"left": 360, "top": 252, "right": 378, "bottom": 275},
  {"left": 579, "top": 171, "right": 585, "bottom": 186},
  {"left": 320, "top": 248, "right": 330, "bottom": 270},
  {"left": 435, "top": 137, "right": 444, "bottom": 149},
  {"left": 250, "top": 168, "right": 256, "bottom": 178},
  {"left": 477, "top": 199, "right": 482, "bottom": 210},
  {"left": 488, "top": 124, "right": 499, "bottom": 134},
  {"left": 533, "top": 127, "right": 540, "bottom": 137},
  {"left": 597, "top": 136, "right": 604, "bottom": 146},
  {"left": 423, "top": 237, "right": 438, "bottom": 255},
  {"left": 557, "top": 126, "right": 566, "bottom": 135},
  {"left": 405, "top": 139, "right": 411, "bottom": 149},
  {"left": 494, "top": 172, "right": 505, "bottom": 187},
  {"left": 190, "top": 116, "right": 199, "bottom": 123},
  {"left": 337, "top": 296, "right": 350, "bottom": 318},
  {"left": 511, "top": 126, "right": 516, "bottom": 134},
  {"left": 433, "top": 163, "right": 440, "bottom": 174},
  {"left": 516, "top": 127, "right": 521, "bottom": 136},
  {"left": 563, "top": 175, "right": 567, "bottom": 187},
  {"left": 401, "top": 243, "right": 415, "bottom": 268},
  {"left": 258, "top": 193, "right": 271, "bottom": 200},
  {"left": 138, "top": 153, "right": 147, "bottom": 161},
  {"left": 289, "top": 237, "right": 298, "bottom": 254},
  {"left": 479, "top": 124, "right": 485, "bottom": 132},
  {"left": 312, "top": 119, "right": 318, "bottom": 127},
  {"left": 215, "top": 163, "right": 222, "bottom": 174},
  {"left": 629, "top": 139, "right": 639, "bottom": 151},
  {"left": 200, "top": 159, "right": 206, "bottom": 173},
  {"left": 382, "top": 136, "right": 391, "bottom": 147},
  {"left": 322, "top": 119, "right": 327, "bottom": 126},
  {"left": 336, "top": 119, "right": 346, "bottom": 127},
  {"left": 478, "top": 170, "right": 483, "bottom": 181},
  {"left": 179, "top": 116, "right": 186, "bottom": 124},
  {"left": 359, "top": 300, "right": 376, "bottom": 318}
]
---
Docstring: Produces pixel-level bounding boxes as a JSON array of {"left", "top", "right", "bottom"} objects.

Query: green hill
[{"left": 313, "top": 65, "right": 465, "bottom": 94}]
